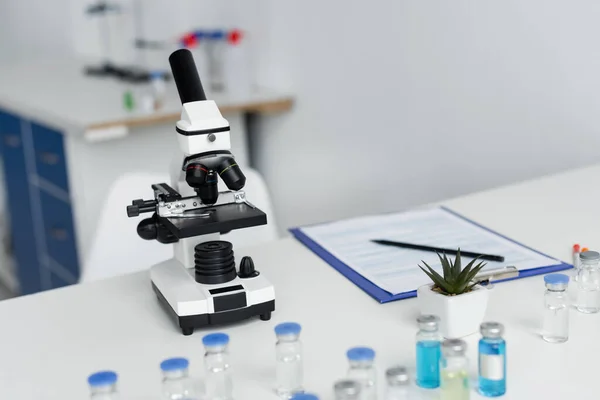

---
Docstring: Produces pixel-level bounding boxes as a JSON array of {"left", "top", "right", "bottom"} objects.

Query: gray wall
[{"left": 254, "top": 0, "right": 600, "bottom": 231}]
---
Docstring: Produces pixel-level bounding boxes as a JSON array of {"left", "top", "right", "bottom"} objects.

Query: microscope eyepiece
[{"left": 169, "top": 48, "right": 207, "bottom": 104}]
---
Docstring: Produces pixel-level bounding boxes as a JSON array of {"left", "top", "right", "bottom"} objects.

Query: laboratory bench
[
  {"left": 0, "top": 163, "right": 597, "bottom": 399},
  {"left": 0, "top": 57, "right": 293, "bottom": 295}
]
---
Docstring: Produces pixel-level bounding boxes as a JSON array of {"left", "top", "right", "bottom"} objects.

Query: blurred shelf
[{"left": 0, "top": 57, "right": 294, "bottom": 134}]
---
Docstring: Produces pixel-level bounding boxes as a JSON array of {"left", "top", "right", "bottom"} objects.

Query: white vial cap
[
  {"left": 480, "top": 321, "right": 504, "bottom": 338},
  {"left": 580, "top": 251, "right": 600, "bottom": 262},
  {"left": 442, "top": 339, "right": 467, "bottom": 357},
  {"left": 417, "top": 314, "right": 439, "bottom": 331},
  {"left": 386, "top": 365, "right": 410, "bottom": 386}
]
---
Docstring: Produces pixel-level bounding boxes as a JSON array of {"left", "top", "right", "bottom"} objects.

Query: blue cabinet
[{"left": 0, "top": 109, "right": 79, "bottom": 294}]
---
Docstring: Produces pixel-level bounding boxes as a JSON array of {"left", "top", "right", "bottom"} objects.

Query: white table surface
[
  {"left": 0, "top": 57, "right": 292, "bottom": 132},
  {"left": 0, "top": 163, "right": 599, "bottom": 400}
]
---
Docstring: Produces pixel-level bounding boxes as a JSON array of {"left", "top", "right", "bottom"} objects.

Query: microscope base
[{"left": 150, "top": 258, "right": 276, "bottom": 335}]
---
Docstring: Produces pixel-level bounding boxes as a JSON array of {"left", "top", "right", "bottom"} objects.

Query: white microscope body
[{"left": 127, "top": 49, "right": 275, "bottom": 335}]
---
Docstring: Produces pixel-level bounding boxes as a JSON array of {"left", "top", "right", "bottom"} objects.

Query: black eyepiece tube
[{"left": 168, "top": 48, "right": 207, "bottom": 104}]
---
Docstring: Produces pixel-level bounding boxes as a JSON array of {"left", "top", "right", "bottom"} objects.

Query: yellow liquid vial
[{"left": 440, "top": 369, "right": 470, "bottom": 400}]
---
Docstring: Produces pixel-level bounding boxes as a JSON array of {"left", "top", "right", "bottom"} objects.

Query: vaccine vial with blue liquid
[
  {"left": 275, "top": 322, "right": 304, "bottom": 398},
  {"left": 542, "top": 274, "right": 569, "bottom": 343},
  {"left": 415, "top": 314, "right": 442, "bottom": 389},
  {"left": 478, "top": 322, "right": 506, "bottom": 397},
  {"left": 160, "top": 357, "right": 201, "bottom": 400},
  {"left": 203, "top": 332, "right": 233, "bottom": 400},
  {"left": 88, "top": 370, "right": 119, "bottom": 400},
  {"left": 346, "top": 346, "right": 377, "bottom": 400}
]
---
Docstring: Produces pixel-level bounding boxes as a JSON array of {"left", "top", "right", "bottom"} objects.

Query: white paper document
[{"left": 299, "top": 207, "right": 561, "bottom": 295}]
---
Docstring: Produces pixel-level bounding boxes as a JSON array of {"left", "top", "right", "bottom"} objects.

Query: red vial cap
[
  {"left": 573, "top": 244, "right": 581, "bottom": 252},
  {"left": 228, "top": 29, "right": 243, "bottom": 45},
  {"left": 182, "top": 33, "right": 198, "bottom": 48}
]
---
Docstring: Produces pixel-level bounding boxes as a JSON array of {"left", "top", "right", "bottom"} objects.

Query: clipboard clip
[{"left": 472, "top": 266, "right": 519, "bottom": 288}]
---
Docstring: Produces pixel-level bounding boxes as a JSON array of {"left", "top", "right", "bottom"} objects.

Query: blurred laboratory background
[{"left": 1, "top": 0, "right": 600, "bottom": 298}]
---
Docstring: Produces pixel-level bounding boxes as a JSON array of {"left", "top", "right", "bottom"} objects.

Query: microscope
[{"left": 126, "top": 49, "right": 275, "bottom": 335}]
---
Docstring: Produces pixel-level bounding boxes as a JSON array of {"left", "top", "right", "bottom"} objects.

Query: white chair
[{"left": 81, "top": 168, "right": 279, "bottom": 283}]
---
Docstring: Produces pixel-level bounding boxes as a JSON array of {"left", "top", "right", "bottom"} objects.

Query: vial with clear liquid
[
  {"left": 542, "top": 274, "right": 569, "bottom": 343},
  {"left": 203, "top": 332, "right": 233, "bottom": 400},
  {"left": 346, "top": 347, "right": 377, "bottom": 400},
  {"left": 334, "top": 379, "right": 362, "bottom": 400},
  {"left": 385, "top": 366, "right": 410, "bottom": 400},
  {"left": 478, "top": 322, "right": 506, "bottom": 397},
  {"left": 415, "top": 314, "right": 442, "bottom": 389},
  {"left": 440, "top": 339, "right": 470, "bottom": 400},
  {"left": 576, "top": 251, "right": 600, "bottom": 314},
  {"left": 88, "top": 370, "right": 119, "bottom": 400},
  {"left": 160, "top": 357, "right": 201, "bottom": 400},
  {"left": 275, "top": 322, "right": 304, "bottom": 398}
]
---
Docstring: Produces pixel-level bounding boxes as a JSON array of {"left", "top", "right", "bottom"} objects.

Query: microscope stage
[{"left": 161, "top": 202, "right": 267, "bottom": 239}]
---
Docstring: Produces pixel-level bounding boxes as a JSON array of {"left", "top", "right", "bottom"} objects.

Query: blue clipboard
[{"left": 289, "top": 206, "right": 572, "bottom": 304}]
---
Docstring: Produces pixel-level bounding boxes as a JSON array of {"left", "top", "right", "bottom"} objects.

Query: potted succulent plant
[{"left": 416, "top": 250, "right": 488, "bottom": 339}]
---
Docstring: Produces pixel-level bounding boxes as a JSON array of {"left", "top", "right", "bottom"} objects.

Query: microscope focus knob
[
  {"left": 127, "top": 205, "right": 140, "bottom": 217},
  {"left": 238, "top": 256, "right": 260, "bottom": 279}
]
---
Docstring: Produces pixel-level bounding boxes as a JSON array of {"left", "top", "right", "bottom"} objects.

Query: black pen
[{"left": 371, "top": 239, "right": 505, "bottom": 262}]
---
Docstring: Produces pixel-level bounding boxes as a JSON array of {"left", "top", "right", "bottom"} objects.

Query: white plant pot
[{"left": 417, "top": 283, "right": 490, "bottom": 339}]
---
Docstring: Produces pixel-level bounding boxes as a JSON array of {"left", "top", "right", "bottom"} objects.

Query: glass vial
[
  {"left": 542, "top": 274, "right": 569, "bottom": 343},
  {"left": 478, "top": 322, "right": 506, "bottom": 397},
  {"left": 88, "top": 370, "right": 119, "bottom": 400},
  {"left": 334, "top": 380, "right": 362, "bottom": 400},
  {"left": 346, "top": 347, "right": 377, "bottom": 400},
  {"left": 576, "top": 251, "right": 600, "bottom": 314},
  {"left": 160, "top": 357, "right": 200, "bottom": 400},
  {"left": 275, "top": 322, "right": 304, "bottom": 398},
  {"left": 202, "top": 332, "right": 233, "bottom": 400},
  {"left": 415, "top": 315, "right": 442, "bottom": 389},
  {"left": 385, "top": 366, "right": 410, "bottom": 400},
  {"left": 440, "top": 339, "right": 469, "bottom": 400}
]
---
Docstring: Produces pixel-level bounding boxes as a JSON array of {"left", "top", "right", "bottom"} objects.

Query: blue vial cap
[
  {"left": 87, "top": 371, "right": 117, "bottom": 387},
  {"left": 346, "top": 346, "right": 375, "bottom": 361},
  {"left": 193, "top": 30, "right": 207, "bottom": 39},
  {"left": 160, "top": 357, "right": 189, "bottom": 372},
  {"left": 202, "top": 332, "right": 230, "bottom": 347},
  {"left": 207, "top": 30, "right": 226, "bottom": 40},
  {"left": 150, "top": 71, "right": 164, "bottom": 80},
  {"left": 544, "top": 274, "right": 569, "bottom": 285},
  {"left": 291, "top": 394, "right": 319, "bottom": 400},
  {"left": 275, "top": 322, "right": 302, "bottom": 336}
]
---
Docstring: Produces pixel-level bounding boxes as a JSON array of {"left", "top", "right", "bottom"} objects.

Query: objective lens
[
  {"left": 185, "top": 163, "right": 208, "bottom": 188},
  {"left": 218, "top": 158, "right": 246, "bottom": 191},
  {"left": 197, "top": 171, "right": 218, "bottom": 205}
]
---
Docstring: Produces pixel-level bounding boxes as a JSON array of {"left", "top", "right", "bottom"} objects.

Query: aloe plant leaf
[
  {"left": 419, "top": 262, "right": 453, "bottom": 294},
  {"left": 438, "top": 252, "right": 451, "bottom": 281},
  {"left": 456, "top": 256, "right": 480, "bottom": 283},
  {"left": 452, "top": 248, "right": 462, "bottom": 277},
  {"left": 456, "top": 261, "right": 487, "bottom": 293}
]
